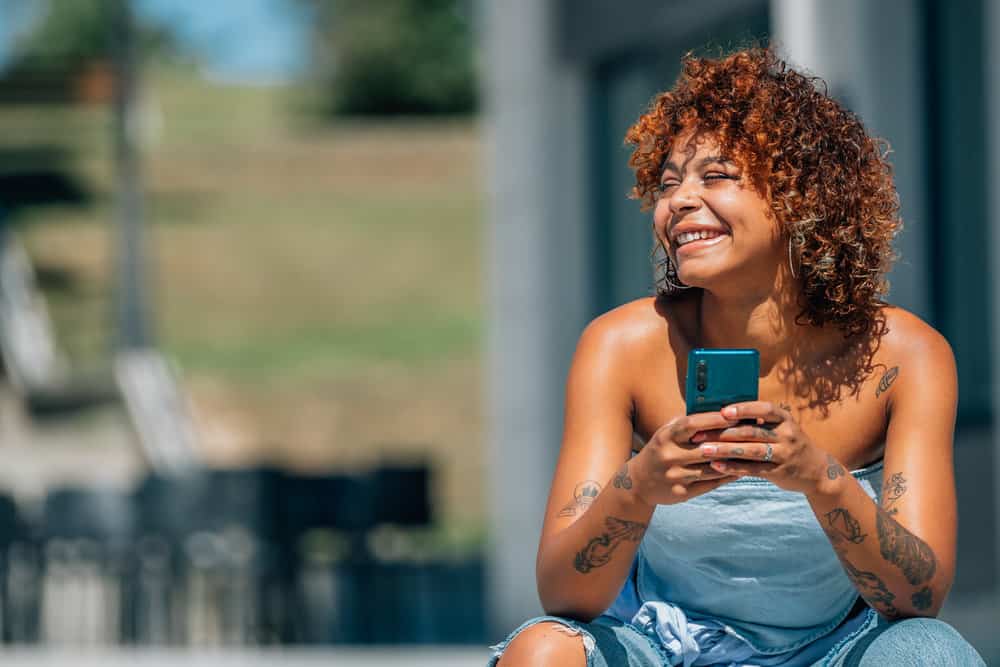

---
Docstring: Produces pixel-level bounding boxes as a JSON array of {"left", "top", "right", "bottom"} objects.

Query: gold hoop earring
[{"left": 788, "top": 237, "right": 798, "bottom": 279}]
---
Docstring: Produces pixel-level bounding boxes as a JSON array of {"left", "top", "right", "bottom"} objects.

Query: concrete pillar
[
  {"left": 770, "top": 0, "right": 929, "bottom": 320},
  {"left": 986, "top": 0, "right": 1000, "bottom": 592},
  {"left": 480, "top": 0, "right": 591, "bottom": 635}
]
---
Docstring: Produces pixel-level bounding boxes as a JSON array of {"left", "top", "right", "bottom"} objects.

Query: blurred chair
[
  {"left": 39, "top": 487, "right": 133, "bottom": 645},
  {"left": 280, "top": 471, "right": 375, "bottom": 643},
  {"left": 0, "top": 493, "right": 31, "bottom": 643},
  {"left": 131, "top": 472, "right": 208, "bottom": 645}
]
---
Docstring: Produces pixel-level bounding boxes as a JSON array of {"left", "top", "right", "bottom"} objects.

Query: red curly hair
[{"left": 626, "top": 47, "right": 900, "bottom": 337}]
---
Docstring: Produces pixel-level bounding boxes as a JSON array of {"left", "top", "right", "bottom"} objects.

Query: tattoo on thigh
[
  {"left": 875, "top": 505, "right": 937, "bottom": 585},
  {"left": 826, "top": 453, "right": 846, "bottom": 480},
  {"left": 875, "top": 366, "right": 900, "bottom": 398},
  {"left": 824, "top": 508, "right": 867, "bottom": 544},
  {"left": 573, "top": 516, "right": 646, "bottom": 574},
  {"left": 613, "top": 462, "right": 633, "bottom": 490},
  {"left": 557, "top": 480, "right": 603, "bottom": 518},
  {"left": 882, "top": 473, "right": 906, "bottom": 516}
]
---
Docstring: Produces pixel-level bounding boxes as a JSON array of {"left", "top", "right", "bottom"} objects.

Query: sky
[{"left": 0, "top": 0, "right": 313, "bottom": 85}]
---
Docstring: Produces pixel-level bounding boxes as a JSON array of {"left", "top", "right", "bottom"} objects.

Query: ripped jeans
[{"left": 486, "top": 608, "right": 986, "bottom": 666}]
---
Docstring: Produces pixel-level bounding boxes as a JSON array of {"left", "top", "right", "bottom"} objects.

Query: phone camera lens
[{"left": 697, "top": 382, "right": 707, "bottom": 392}]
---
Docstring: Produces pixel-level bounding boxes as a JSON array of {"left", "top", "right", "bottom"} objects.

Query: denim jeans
[{"left": 487, "top": 610, "right": 986, "bottom": 666}]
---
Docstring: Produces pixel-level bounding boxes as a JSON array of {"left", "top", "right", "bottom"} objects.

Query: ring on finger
[{"left": 763, "top": 444, "right": 773, "bottom": 462}]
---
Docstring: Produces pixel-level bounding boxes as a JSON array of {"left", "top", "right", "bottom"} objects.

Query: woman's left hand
[{"left": 693, "top": 401, "right": 846, "bottom": 496}]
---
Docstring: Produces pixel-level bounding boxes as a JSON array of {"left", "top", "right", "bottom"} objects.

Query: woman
[{"left": 488, "top": 47, "right": 984, "bottom": 666}]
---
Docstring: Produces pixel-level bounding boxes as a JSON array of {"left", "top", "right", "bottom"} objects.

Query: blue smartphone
[{"left": 685, "top": 348, "right": 760, "bottom": 414}]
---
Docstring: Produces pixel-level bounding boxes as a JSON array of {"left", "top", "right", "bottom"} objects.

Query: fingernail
[
  {"left": 722, "top": 406, "right": 738, "bottom": 418},
  {"left": 691, "top": 433, "right": 706, "bottom": 443},
  {"left": 700, "top": 444, "right": 717, "bottom": 456}
]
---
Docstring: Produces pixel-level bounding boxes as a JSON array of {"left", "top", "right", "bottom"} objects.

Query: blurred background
[{"left": 0, "top": 0, "right": 996, "bottom": 665}]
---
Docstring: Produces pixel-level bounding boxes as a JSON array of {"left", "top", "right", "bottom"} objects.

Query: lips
[
  {"left": 675, "top": 233, "right": 728, "bottom": 255},
  {"left": 674, "top": 229, "right": 726, "bottom": 247},
  {"left": 670, "top": 224, "right": 730, "bottom": 255}
]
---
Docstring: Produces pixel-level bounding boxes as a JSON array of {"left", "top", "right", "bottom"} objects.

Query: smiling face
[{"left": 652, "top": 130, "right": 785, "bottom": 294}]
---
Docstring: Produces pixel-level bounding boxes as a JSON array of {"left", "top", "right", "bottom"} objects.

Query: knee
[
  {"left": 863, "top": 617, "right": 984, "bottom": 666},
  {"left": 496, "top": 621, "right": 589, "bottom": 667}
]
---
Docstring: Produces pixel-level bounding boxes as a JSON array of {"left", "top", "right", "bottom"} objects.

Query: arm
[
  {"left": 700, "top": 328, "right": 958, "bottom": 619},
  {"left": 807, "top": 331, "right": 957, "bottom": 618},
  {"left": 535, "top": 315, "right": 650, "bottom": 620},
  {"left": 536, "top": 313, "right": 736, "bottom": 620}
]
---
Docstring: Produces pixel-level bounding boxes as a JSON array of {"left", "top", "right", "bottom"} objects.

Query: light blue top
[{"left": 604, "top": 460, "right": 883, "bottom": 666}]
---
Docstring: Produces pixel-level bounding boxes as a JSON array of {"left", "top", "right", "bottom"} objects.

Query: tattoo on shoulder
[
  {"left": 826, "top": 453, "right": 846, "bottom": 480},
  {"left": 875, "top": 505, "right": 937, "bottom": 586},
  {"left": 613, "top": 462, "right": 633, "bottom": 490},
  {"left": 573, "top": 516, "right": 647, "bottom": 574},
  {"left": 823, "top": 508, "right": 867, "bottom": 544},
  {"left": 557, "top": 480, "right": 603, "bottom": 518},
  {"left": 881, "top": 473, "right": 906, "bottom": 516},
  {"left": 875, "top": 366, "right": 900, "bottom": 398}
]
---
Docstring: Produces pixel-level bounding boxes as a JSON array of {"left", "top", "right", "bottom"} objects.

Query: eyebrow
[{"left": 660, "top": 155, "right": 733, "bottom": 176}]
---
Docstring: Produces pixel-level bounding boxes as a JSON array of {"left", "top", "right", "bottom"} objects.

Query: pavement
[{"left": 0, "top": 647, "right": 490, "bottom": 667}]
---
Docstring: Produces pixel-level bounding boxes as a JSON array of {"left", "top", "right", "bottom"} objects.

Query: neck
[{"left": 698, "top": 286, "right": 803, "bottom": 374}]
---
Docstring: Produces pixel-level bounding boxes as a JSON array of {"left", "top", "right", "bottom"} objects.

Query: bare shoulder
[
  {"left": 876, "top": 305, "right": 957, "bottom": 405},
  {"left": 578, "top": 296, "right": 679, "bottom": 360},
  {"left": 878, "top": 305, "right": 955, "bottom": 362}
]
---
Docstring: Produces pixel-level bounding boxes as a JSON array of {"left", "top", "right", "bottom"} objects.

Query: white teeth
[{"left": 675, "top": 230, "right": 724, "bottom": 246}]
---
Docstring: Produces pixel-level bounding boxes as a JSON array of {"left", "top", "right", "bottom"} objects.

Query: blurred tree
[
  {"left": 4, "top": 0, "right": 174, "bottom": 75},
  {"left": 306, "top": 0, "right": 478, "bottom": 116}
]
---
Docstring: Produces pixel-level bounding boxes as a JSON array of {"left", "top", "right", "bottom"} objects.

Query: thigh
[
  {"left": 488, "top": 615, "right": 669, "bottom": 667},
  {"left": 837, "top": 616, "right": 985, "bottom": 667}
]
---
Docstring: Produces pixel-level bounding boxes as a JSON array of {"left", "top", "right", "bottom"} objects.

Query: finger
[
  {"left": 689, "top": 427, "right": 725, "bottom": 443},
  {"left": 698, "top": 442, "right": 775, "bottom": 461},
  {"left": 720, "top": 401, "right": 790, "bottom": 425},
  {"left": 661, "top": 413, "right": 739, "bottom": 445},
  {"left": 675, "top": 462, "right": 731, "bottom": 483},
  {"left": 712, "top": 424, "right": 779, "bottom": 443},
  {"left": 709, "top": 459, "right": 778, "bottom": 477},
  {"left": 681, "top": 475, "right": 736, "bottom": 499}
]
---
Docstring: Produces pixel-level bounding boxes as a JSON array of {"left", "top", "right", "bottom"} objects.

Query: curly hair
[{"left": 626, "top": 46, "right": 900, "bottom": 338}]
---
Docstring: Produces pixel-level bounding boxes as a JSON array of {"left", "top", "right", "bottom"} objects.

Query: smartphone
[{"left": 685, "top": 348, "right": 760, "bottom": 415}]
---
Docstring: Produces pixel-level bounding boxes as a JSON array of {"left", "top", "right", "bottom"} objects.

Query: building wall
[{"left": 483, "top": 0, "right": 999, "bottom": 656}]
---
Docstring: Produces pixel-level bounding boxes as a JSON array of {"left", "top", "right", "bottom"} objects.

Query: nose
[{"left": 668, "top": 179, "right": 702, "bottom": 216}]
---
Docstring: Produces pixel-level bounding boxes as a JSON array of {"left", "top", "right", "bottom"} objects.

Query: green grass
[
  {"left": 168, "top": 311, "right": 482, "bottom": 379},
  {"left": 3, "top": 65, "right": 487, "bottom": 522}
]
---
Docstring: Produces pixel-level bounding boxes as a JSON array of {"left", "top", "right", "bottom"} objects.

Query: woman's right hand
[{"left": 628, "top": 412, "right": 741, "bottom": 506}]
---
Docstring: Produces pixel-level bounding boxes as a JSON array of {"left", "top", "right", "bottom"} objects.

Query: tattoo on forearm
[
  {"left": 875, "top": 366, "right": 899, "bottom": 398},
  {"left": 824, "top": 508, "right": 867, "bottom": 544},
  {"left": 557, "top": 480, "right": 602, "bottom": 518},
  {"left": 573, "top": 516, "right": 646, "bottom": 574},
  {"left": 875, "top": 505, "right": 937, "bottom": 585},
  {"left": 911, "top": 586, "right": 933, "bottom": 610},
  {"left": 837, "top": 551, "right": 901, "bottom": 619},
  {"left": 613, "top": 462, "right": 633, "bottom": 490},
  {"left": 826, "top": 453, "right": 846, "bottom": 480},
  {"left": 882, "top": 473, "right": 906, "bottom": 516}
]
